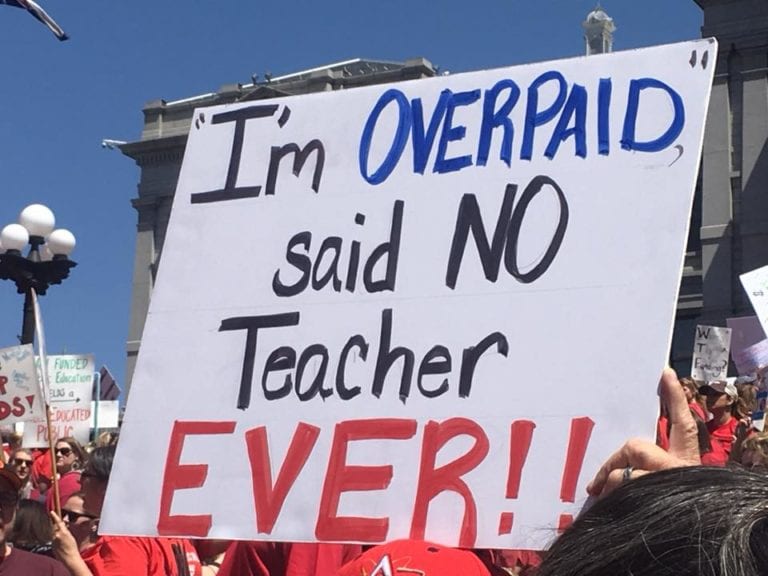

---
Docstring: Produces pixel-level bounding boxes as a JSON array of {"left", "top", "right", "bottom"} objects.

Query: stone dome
[{"left": 585, "top": 8, "right": 613, "bottom": 24}]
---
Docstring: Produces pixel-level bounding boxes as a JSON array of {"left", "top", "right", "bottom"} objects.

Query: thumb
[{"left": 660, "top": 367, "right": 700, "bottom": 464}]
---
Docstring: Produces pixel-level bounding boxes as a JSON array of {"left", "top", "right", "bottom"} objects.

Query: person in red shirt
[
  {"left": 46, "top": 437, "right": 87, "bottom": 514},
  {"left": 680, "top": 377, "right": 706, "bottom": 421},
  {"left": 51, "top": 445, "right": 202, "bottom": 576},
  {"left": 700, "top": 378, "right": 741, "bottom": 465}
]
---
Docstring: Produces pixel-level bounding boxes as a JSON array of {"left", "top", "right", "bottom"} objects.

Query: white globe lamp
[
  {"left": 0, "top": 224, "right": 30, "bottom": 254},
  {"left": 19, "top": 204, "right": 55, "bottom": 238},
  {"left": 47, "top": 228, "right": 76, "bottom": 257}
]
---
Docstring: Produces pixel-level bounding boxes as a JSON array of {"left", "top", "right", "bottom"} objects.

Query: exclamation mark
[
  {"left": 558, "top": 417, "right": 594, "bottom": 533},
  {"left": 498, "top": 420, "right": 536, "bottom": 535}
]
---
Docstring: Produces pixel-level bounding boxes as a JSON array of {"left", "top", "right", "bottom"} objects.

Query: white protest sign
[
  {"left": 727, "top": 316, "right": 768, "bottom": 375},
  {"left": 89, "top": 400, "right": 119, "bottom": 429},
  {"left": 0, "top": 345, "right": 43, "bottom": 424},
  {"left": 691, "top": 325, "right": 732, "bottom": 382},
  {"left": 103, "top": 40, "right": 716, "bottom": 549},
  {"left": 740, "top": 265, "right": 768, "bottom": 338},
  {"left": 23, "top": 354, "right": 94, "bottom": 447}
]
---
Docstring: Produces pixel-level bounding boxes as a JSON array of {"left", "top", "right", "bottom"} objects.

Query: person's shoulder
[{"left": 4, "top": 547, "right": 70, "bottom": 575}]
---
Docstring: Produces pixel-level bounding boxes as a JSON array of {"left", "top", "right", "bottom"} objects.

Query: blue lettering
[
  {"left": 411, "top": 90, "right": 451, "bottom": 174},
  {"left": 434, "top": 89, "right": 481, "bottom": 174},
  {"left": 597, "top": 78, "right": 611, "bottom": 155},
  {"left": 359, "top": 89, "right": 412, "bottom": 185},
  {"left": 621, "top": 78, "right": 685, "bottom": 152},
  {"left": 520, "top": 71, "right": 567, "bottom": 160},
  {"left": 477, "top": 79, "right": 520, "bottom": 167},
  {"left": 544, "top": 84, "right": 587, "bottom": 159}
]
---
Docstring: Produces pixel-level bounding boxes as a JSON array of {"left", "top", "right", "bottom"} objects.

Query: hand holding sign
[{"left": 587, "top": 368, "right": 700, "bottom": 497}]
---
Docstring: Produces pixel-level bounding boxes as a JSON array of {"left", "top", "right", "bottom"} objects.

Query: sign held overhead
[{"left": 103, "top": 39, "right": 717, "bottom": 550}]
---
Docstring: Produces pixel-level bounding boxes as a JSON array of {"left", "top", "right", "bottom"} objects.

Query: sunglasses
[
  {"left": 55, "top": 447, "right": 73, "bottom": 457},
  {"left": 12, "top": 458, "right": 32, "bottom": 467},
  {"left": 62, "top": 508, "right": 97, "bottom": 523}
]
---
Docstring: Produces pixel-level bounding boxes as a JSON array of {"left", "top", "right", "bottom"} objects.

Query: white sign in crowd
[
  {"left": 23, "top": 354, "right": 95, "bottom": 447},
  {"left": 103, "top": 39, "right": 717, "bottom": 549},
  {"left": 690, "top": 325, "right": 731, "bottom": 382},
  {"left": 0, "top": 345, "right": 42, "bottom": 425},
  {"left": 0, "top": 347, "right": 96, "bottom": 445}
]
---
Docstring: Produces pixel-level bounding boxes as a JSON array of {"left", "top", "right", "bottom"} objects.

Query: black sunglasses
[
  {"left": 62, "top": 508, "right": 97, "bottom": 523},
  {"left": 55, "top": 447, "right": 73, "bottom": 457},
  {"left": 12, "top": 458, "right": 32, "bottom": 467}
]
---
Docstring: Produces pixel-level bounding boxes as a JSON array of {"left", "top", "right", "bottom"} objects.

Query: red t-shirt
[
  {"left": 705, "top": 417, "right": 739, "bottom": 465},
  {"left": 46, "top": 470, "right": 81, "bottom": 512},
  {"left": 82, "top": 536, "right": 202, "bottom": 576}
]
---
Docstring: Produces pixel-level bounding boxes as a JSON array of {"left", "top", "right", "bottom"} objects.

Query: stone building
[
  {"left": 118, "top": 1, "right": 768, "bottom": 396},
  {"left": 669, "top": 0, "right": 768, "bottom": 373}
]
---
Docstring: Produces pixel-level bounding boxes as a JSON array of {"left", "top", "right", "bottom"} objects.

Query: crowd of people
[{"left": 0, "top": 369, "right": 763, "bottom": 575}]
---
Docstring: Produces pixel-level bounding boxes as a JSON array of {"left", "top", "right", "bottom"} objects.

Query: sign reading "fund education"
[{"left": 103, "top": 39, "right": 717, "bottom": 549}]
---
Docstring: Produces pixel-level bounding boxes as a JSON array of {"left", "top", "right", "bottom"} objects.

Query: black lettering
[
  {"left": 458, "top": 332, "right": 509, "bottom": 398},
  {"left": 295, "top": 344, "right": 331, "bottom": 401},
  {"left": 336, "top": 335, "right": 369, "bottom": 400},
  {"left": 273, "top": 232, "right": 312, "bottom": 297},
  {"left": 504, "top": 175, "right": 568, "bottom": 283},
  {"left": 191, "top": 105, "right": 278, "bottom": 204},
  {"left": 312, "top": 237, "right": 343, "bottom": 292},
  {"left": 262, "top": 346, "right": 296, "bottom": 400},
  {"left": 445, "top": 184, "right": 517, "bottom": 289},
  {"left": 372, "top": 309, "right": 414, "bottom": 403},
  {"left": 265, "top": 140, "right": 325, "bottom": 195},
  {"left": 345, "top": 214, "right": 366, "bottom": 292},
  {"left": 219, "top": 312, "right": 300, "bottom": 410},
  {"left": 363, "top": 200, "right": 404, "bottom": 293},
  {"left": 417, "top": 345, "right": 452, "bottom": 398}
]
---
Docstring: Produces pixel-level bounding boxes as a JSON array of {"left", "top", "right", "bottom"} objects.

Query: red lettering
[
  {"left": 0, "top": 402, "right": 9, "bottom": 420},
  {"left": 316, "top": 418, "right": 417, "bottom": 542},
  {"left": 0, "top": 376, "right": 7, "bottom": 395},
  {"left": 11, "top": 397, "right": 25, "bottom": 417},
  {"left": 410, "top": 418, "right": 488, "bottom": 548},
  {"left": 245, "top": 422, "right": 320, "bottom": 534},
  {"left": 157, "top": 420, "right": 236, "bottom": 537}
]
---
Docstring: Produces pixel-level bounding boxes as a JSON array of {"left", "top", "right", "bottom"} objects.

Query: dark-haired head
[
  {"left": 79, "top": 445, "right": 115, "bottom": 517},
  {"left": 9, "top": 499, "right": 53, "bottom": 556},
  {"left": 538, "top": 466, "right": 768, "bottom": 576},
  {"left": 82, "top": 445, "right": 115, "bottom": 483}
]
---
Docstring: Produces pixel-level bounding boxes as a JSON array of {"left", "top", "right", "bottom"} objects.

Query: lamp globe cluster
[
  {"left": 0, "top": 204, "right": 78, "bottom": 344},
  {"left": 1, "top": 203, "right": 75, "bottom": 259}
]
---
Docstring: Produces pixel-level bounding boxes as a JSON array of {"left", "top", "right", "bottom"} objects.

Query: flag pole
[{"left": 30, "top": 288, "right": 61, "bottom": 517}]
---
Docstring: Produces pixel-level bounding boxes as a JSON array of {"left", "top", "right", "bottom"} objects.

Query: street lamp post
[{"left": 0, "top": 204, "right": 77, "bottom": 345}]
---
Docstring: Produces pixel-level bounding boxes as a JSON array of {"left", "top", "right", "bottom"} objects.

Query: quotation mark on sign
[
  {"left": 668, "top": 144, "right": 684, "bottom": 167},
  {"left": 195, "top": 112, "right": 206, "bottom": 130},
  {"left": 689, "top": 50, "right": 709, "bottom": 70}
]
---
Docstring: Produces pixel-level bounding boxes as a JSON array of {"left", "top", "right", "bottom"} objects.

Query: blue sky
[{"left": 0, "top": 1, "right": 703, "bottom": 399}]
